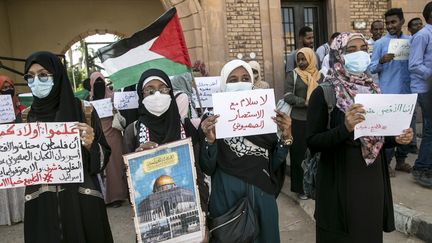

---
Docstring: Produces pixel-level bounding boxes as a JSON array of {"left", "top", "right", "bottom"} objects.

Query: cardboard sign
[
  {"left": 123, "top": 138, "right": 205, "bottom": 243},
  {"left": 192, "top": 76, "right": 220, "bottom": 108},
  {"left": 388, "top": 39, "right": 410, "bottom": 61},
  {"left": 212, "top": 89, "right": 277, "bottom": 139},
  {"left": 354, "top": 94, "right": 418, "bottom": 139},
  {"left": 90, "top": 98, "right": 113, "bottom": 118},
  {"left": 0, "top": 122, "right": 83, "bottom": 189},
  {"left": 114, "top": 91, "right": 139, "bottom": 110},
  {"left": 0, "top": 95, "right": 15, "bottom": 124}
]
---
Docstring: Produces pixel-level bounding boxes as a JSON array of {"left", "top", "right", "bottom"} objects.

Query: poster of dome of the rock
[{"left": 123, "top": 138, "right": 205, "bottom": 243}]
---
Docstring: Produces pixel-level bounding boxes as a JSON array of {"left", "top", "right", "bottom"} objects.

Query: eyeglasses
[
  {"left": 142, "top": 87, "right": 171, "bottom": 96},
  {"left": 23, "top": 73, "right": 53, "bottom": 84}
]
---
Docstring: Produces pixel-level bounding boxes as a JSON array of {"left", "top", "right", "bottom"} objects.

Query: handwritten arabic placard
[
  {"left": 90, "top": 98, "right": 113, "bottom": 118},
  {"left": 0, "top": 95, "right": 15, "bottom": 124},
  {"left": 388, "top": 39, "right": 410, "bottom": 60},
  {"left": 0, "top": 122, "right": 83, "bottom": 189},
  {"left": 212, "top": 89, "right": 277, "bottom": 139},
  {"left": 114, "top": 91, "right": 139, "bottom": 110},
  {"left": 354, "top": 94, "right": 418, "bottom": 139},
  {"left": 192, "top": 76, "right": 221, "bottom": 107}
]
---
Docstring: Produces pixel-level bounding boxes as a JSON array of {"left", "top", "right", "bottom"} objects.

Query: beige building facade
[{"left": 0, "top": 0, "right": 430, "bottom": 97}]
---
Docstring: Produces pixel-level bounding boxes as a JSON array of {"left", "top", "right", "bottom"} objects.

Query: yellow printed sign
[{"left": 142, "top": 152, "right": 178, "bottom": 173}]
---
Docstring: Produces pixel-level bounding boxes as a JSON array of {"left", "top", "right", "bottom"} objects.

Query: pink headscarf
[{"left": 89, "top": 72, "right": 113, "bottom": 100}]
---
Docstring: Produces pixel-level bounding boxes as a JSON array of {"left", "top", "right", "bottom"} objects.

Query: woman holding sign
[
  {"left": 284, "top": 47, "right": 323, "bottom": 199},
  {"left": 22, "top": 51, "right": 113, "bottom": 242},
  {"left": 89, "top": 71, "right": 128, "bottom": 208},
  {"left": 123, "top": 68, "right": 209, "bottom": 212},
  {"left": 0, "top": 75, "right": 25, "bottom": 225},
  {"left": 200, "top": 60, "right": 292, "bottom": 243},
  {"left": 307, "top": 33, "right": 413, "bottom": 243}
]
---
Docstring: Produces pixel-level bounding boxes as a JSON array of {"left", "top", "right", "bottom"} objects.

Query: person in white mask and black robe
[{"left": 122, "top": 68, "right": 209, "bottom": 212}]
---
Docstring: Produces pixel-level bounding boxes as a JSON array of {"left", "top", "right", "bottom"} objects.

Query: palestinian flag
[{"left": 97, "top": 8, "right": 192, "bottom": 89}]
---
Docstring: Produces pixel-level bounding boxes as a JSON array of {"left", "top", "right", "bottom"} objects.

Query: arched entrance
[{"left": 0, "top": 0, "right": 207, "bottom": 92}]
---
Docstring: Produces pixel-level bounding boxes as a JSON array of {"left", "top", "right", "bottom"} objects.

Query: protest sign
[
  {"left": 123, "top": 138, "right": 205, "bottom": 243},
  {"left": 191, "top": 76, "right": 220, "bottom": 108},
  {"left": 212, "top": 89, "right": 277, "bottom": 139},
  {"left": 354, "top": 94, "right": 418, "bottom": 139},
  {"left": 0, "top": 122, "right": 83, "bottom": 189},
  {"left": 0, "top": 95, "right": 15, "bottom": 124},
  {"left": 90, "top": 98, "right": 114, "bottom": 118},
  {"left": 114, "top": 91, "right": 139, "bottom": 110},
  {"left": 388, "top": 39, "right": 410, "bottom": 60}
]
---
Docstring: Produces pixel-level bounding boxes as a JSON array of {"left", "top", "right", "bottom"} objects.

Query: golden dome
[{"left": 153, "top": 175, "right": 176, "bottom": 192}]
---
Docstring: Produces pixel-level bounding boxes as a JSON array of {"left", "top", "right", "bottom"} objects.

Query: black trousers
[{"left": 290, "top": 118, "right": 307, "bottom": 194}]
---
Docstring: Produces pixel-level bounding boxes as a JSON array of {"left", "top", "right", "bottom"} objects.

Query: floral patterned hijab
[{"left": 325, "top": 32, "right": 384, "bottom": 166}]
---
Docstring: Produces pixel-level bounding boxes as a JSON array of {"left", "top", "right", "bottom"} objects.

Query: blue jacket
[
  {"left": 368, "top": 33, "right": 411, "bottom": 94},
  {"left": 409, "top": 24, "right": 432, "bottom": 94}
]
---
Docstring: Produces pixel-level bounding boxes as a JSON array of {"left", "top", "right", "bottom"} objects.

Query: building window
[{"left": 303, "top": 7, "right": 319, "bottom": 48}]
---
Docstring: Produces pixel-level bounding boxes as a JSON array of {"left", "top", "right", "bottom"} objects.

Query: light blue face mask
[
  {"left": 343, "top": 51, "right": 371, "bottom": 75},
  {"left": 28, "top": 77, "right": 54, "bottom": 98}
]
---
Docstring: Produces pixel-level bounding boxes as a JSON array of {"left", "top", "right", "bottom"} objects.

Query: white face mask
[
  {"left": 225, "top": 82, "right": 253, "bottom": 92},
  {"left": 142, "top": 92, "right": 172, "bottom": 117}
]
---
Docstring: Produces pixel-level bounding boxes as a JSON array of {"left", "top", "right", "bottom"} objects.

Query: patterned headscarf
[{"left": 325, "top": 32, "right": 384, "bottom": 166}]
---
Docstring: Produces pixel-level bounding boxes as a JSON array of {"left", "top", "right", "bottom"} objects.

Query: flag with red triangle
[{"left": 97, "top": 8, "right": 192, "bottom": 89}]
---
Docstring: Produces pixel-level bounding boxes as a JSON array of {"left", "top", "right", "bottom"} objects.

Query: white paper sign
[
  {"left": 113, "top": 91, "right": 139, "bottom": 110},
  {"left": 0, "top": 95, "right": 15, "bottom": 124},
  {"left": 388, "top": 39, "right": 410, "bottom": 60},
  {"left": 192, "top": 76, "right": 220, "bottom": 107},
  {"left": 90, "top": 98, "right": 113, "bottom": 118},
  {"left": 354, "top": 94, "right": 418, "bottom": 139},
  {"left": 0, "top": 122, "right": 83, "bottom": 189},
  {"left": 212, "top": 89, "right": 277, "bottom": 139}
]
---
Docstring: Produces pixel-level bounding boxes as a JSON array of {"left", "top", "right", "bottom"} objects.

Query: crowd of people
[{"left": 0, "top": 2, "right": 431, "bottom": 243}]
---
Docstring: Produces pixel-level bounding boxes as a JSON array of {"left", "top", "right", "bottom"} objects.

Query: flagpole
[{"left": 191, "top": 74, "right": 204, "bottom": 117}]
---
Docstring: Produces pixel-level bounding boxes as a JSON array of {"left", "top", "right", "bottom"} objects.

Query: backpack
[
  {"left": 21, "top": 100, "right": 93, "bottom": 125},
  {"left": 301, "top": 82, "right": 336, "bottom": 199}
]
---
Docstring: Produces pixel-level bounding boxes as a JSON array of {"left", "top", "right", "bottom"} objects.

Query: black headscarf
[
  {"left": 24, "top": 51, "right": 81, "bottom": 122},
  {"left": 137, "top": 69, "right": 181, "bottom": 144}
]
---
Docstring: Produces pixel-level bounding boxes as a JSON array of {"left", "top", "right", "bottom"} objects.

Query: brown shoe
[
  {"left": 395, "top": 163, "right": 413, "bottom": 173},
  {"left": 388, "top": 166, "right": 396, "bottom": 177}
]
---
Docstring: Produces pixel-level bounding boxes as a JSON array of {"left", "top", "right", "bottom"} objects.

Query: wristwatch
[{"left": 281, "top": 136, "right": 293, "bottom": 146}]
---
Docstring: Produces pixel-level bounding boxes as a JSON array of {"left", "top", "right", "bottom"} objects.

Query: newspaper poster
[
  {"left": 114, "top": 91, "right": 139, "bottom": 110},
  {"left": 0, "top": 95, "right": 15, "bottom": 124},
  {"left": 0, "top": 122, "right": 83, "bottom": 189},
  {"left": 212, "top": 88, "right": 277, "bottom": 139},
  {"left": 123, "top": 138, "right": 205, "bottom": 243},
  {"left": 354, "top": 94, "right": 417, "bottom": 139},
  {"left": 192, "top": 76, "right": 220, "bottom": 108}
]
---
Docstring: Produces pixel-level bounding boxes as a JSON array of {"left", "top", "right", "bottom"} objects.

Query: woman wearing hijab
[
  {"left": 0, "top": 75, "right": 25, "bottom": 226},
  {"left": 284, "top": 48, "right": 323, "bottom": 199},
  {"left": 200, "top": 59, "right": 292, "bottom": 242},
  {"left": 248, "top": 60, "right": 270, "bottom": 89},
  {"left": 123, "top": 68, "right": 208, "bottom": 211},
  {"left": 23, "top": 51, "right": 113, "bottom": 242},
  {"left": 0, "top": 75, "right": 26, "bottom": 121},
  {"left": 89, "top": 72, "right": 128, "bottom": 208},
  {"left": 307, "top": 33, "right": 413, "bottom": 243}
]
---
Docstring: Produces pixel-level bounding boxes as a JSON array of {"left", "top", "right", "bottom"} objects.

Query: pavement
[
  {"left": 0, "top": 191, "right": 422, "bottom": 243},
  {"left": 283, "top": 150, "right": 432, "bottom": 243}
]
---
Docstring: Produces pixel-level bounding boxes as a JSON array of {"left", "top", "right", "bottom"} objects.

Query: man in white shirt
[{"left": 316, "top": 32, "right": 340, "bottom": 66}]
